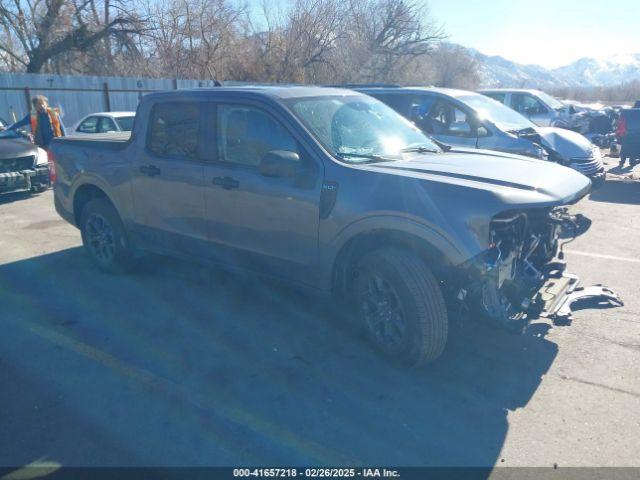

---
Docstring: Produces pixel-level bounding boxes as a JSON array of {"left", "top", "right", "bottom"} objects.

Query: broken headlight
[{"left": 460, "top": 209, "right": 564, "bottom": 331}]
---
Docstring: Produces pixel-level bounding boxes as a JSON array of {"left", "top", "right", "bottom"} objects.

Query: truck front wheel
[
  {"left": 354, "top": 248, "right": 448, "bottom": 367},
  {"left": 80, "top": 198, "right": 133, "bottom": 273}
]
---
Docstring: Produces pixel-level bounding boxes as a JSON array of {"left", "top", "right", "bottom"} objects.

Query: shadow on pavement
[
  {"left": 0, "top": 247, "right": 559, "bottom": 468},
  {"left": 589, "top": 179, "right": 640, "bottom": 205},
  {"left": 0, "top": 191, "right": 38, "bottom": 205}
]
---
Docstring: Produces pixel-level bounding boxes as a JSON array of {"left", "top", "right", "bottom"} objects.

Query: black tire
[
  {"left": 80, "top": 197, "right": 133, "bottom": 273},
  {"left": 354, "top": 248, "right": 448, "bottom": 367}
]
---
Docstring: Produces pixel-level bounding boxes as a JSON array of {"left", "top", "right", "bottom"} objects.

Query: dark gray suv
[{"left": 51, "top": 86, "right": 591, "bottom": 366}]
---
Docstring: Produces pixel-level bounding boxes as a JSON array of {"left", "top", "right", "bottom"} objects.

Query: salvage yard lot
[{"left": 1, "top": 159, "right": 639, "bottom": 468}]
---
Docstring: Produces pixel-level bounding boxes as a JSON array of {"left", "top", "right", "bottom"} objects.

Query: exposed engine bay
[{"left": 462, "top": 207, "right": 622, "bottom": 332}]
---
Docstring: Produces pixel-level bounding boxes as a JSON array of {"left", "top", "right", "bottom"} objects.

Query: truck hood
[
  {"left": 365, "top": 149, "right": 591, "bottom": 207},
  {"left": 535, "top": 127, "right": 593, "bottom": 159}
]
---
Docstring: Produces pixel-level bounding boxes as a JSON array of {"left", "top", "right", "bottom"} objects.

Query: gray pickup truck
[{"left": 51, "top": 86, "right": 591, "bottom": 366}]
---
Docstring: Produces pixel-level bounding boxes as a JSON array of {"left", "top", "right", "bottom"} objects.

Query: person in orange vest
[{"left": 9, "top": 95, "right": 65, "bottom": 148}]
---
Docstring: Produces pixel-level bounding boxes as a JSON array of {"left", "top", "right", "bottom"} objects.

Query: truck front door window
[{"left": 217, "top": 105, "right": 298, "bottom": 167}]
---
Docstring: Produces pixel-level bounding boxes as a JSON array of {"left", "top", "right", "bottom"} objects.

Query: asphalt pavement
[{"left": 0, "top": 160, "right": 639, "bottom": 470}]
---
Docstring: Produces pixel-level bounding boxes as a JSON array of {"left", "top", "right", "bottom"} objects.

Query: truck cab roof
[{"left": 146, "top": 85, "right": 360, "bottom": 102}]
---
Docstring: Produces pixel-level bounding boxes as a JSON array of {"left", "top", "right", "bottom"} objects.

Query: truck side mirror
[{"left": 260, "top": 150, "right": 300, "bottom": 178}]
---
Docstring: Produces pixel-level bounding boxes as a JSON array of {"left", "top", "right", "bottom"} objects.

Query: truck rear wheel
[
  {"left": 80, "top": 198, "right": 133, "bottom": 273},
  {"left": 354, "top": 248, "right": 448, "bottom": 366}
]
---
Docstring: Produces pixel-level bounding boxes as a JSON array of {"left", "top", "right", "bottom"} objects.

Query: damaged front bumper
[
  {"left": 540, "top": 279, "right": 624, "bottom": 324},
  {"left": 0, "top": 166, "right": 50, "bottom": 194},
  {"left": 569, "top": 146, "right": 606, "bottom": 184},
  {"left": 458, "top": 209, "right": 622, "bottom": 332}
]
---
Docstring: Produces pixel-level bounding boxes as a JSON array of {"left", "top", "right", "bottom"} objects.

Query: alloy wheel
[
  {"left": 85, "top": 213, "right": 116, "bottom": 264},
  {"left": 358, "top": 272, "right": 408, "bottom": 354}
]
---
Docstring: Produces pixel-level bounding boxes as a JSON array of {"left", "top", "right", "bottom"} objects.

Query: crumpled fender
[{"left": 536, "top": 127, "right": 593, "bottom": 160}]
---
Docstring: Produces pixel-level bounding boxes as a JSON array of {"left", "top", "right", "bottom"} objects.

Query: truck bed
[{"left": 53, "top": 132, "right": 131, "bottom": 150}]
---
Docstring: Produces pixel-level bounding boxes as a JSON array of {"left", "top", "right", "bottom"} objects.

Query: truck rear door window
[{"left": 149, "top": 102, "right": 200, "bottom": 159}]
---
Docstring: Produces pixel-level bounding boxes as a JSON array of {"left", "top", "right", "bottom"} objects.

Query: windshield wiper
[
  {"left": 335, "top": 152, "right": 396, "bottom": 163},
  {"left": 401, "top": 145, "right": 440, "bottom": 154}
]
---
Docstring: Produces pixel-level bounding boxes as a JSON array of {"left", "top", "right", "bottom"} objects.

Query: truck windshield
[
  {"left": 286, "top": 95, "right": 441, "bottom": 163},
  {"left": 460, "top": 94, "right": 536, "bottom": 132}
]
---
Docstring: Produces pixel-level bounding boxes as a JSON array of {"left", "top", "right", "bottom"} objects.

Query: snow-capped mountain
[
  {"left": 552, "top": 54, "right": 640, "bottom": 87},
  {"left": 469, "top": 49, "right": 561, "bottom": 88},
  {"left": 465, "top": 47, "right": 640, "bottom": 88}
]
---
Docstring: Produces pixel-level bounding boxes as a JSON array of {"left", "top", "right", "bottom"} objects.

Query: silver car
[
  {"left": 479, "top": 88, "right": 589, "bottom": 132},
  {"left": 358, "top": 86, "right": 604, "bottom": 183}
]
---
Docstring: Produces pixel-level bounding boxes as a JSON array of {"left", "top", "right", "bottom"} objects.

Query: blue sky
[
  {"left": 247, "top": 0, "right": 640, "bottom": 68},
  {"left": 423, "top": 0, "right": 640, "bottom": 68}
]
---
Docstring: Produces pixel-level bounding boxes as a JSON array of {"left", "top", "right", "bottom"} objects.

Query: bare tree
[
  {"left": 280, "top": 0, "right": 345, "bottom": 81},
  {"left": 341, "top": 0, "right": 446, "bottom": 83},
  {"left": 421, "top": 43, "right": 480, "bottom": 89},
  {"left": 141, "top": 0, "right": 244, "bottom": 81},
  {"left": 0, "top": 0, "right": 143, "bottom": 73},
  {"left": 0, "top": 0, "right": 474, "bottom": 87},
  {"left": 228, "top": 0, "right": 345, "bottom": 83}
]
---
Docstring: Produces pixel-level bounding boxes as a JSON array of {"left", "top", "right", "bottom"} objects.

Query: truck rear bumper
[{"left": 0, "top": 166, "right": 49, "bottom": 195}]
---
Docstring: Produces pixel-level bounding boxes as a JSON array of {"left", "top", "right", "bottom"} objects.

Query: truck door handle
[
  {"left": 140, "top": 165, "right": 161, "bottom": 177},
  {"left": 212, "top": 176, "right": 240, "bottom": 189}
]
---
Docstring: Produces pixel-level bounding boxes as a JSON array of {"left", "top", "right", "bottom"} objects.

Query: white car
[
  {"left": 70, "top": 112, "right": 135, "bottom": 135},
  {"left": 479, "top": 89, "right": 589, "bottom": 132}
]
